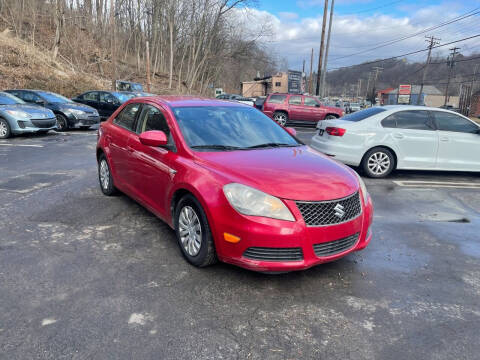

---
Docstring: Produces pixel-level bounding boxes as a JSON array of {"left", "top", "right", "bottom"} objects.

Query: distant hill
[{"left": 325, "top": 53, "right": 480, "bottom": 98}]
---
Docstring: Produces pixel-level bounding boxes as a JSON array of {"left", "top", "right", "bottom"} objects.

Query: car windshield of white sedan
[
  {"left": 173, "top": 106, "right": 301, "bottom": 151},
  {"left": 37, "top": 91, "right": 73, "bottom": 104},
  {"left": 0, "top": 92, "right": 25, "bottom": 105},
  {"left": 341, "top": 107, "right": 386, "bottom": 121}
]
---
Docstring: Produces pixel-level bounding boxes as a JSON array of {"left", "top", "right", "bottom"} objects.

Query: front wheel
[
  {"left": 362, "top": 147, "right": 395, "bottom": 178},
  {"left": 0, "top": 118, "right": 12, "bottom": 139},
  {"left": 325, "top": 115, "right": 337, "bottom": 120},
  {"left": 174, "top": 194, "right": 217, "bottom": 267},
  {"left": 273, "top": 111, "right": 288, "bottom": 127},
  {"left": 55, "top": 114, "right": 69, "bottom": 131},
  {"left": 98, "top": 154, "right": 117, "bottom": 196}
]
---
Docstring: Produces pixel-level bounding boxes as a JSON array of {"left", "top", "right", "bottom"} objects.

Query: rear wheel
[
  {"left": 0, "top": 118, "right": 12, "bottom": 139},
  {"left": 55, "top": 114, "right": 69, "bottom": 131},
  {"left": 362, "top": 147, "right": 395, "bottom": 178},
  {"left": 174, "top": 194, "right": 217, "bottom": 267},
  {"left": 273, "top": 111, "right": 288, "bottom": 126}
]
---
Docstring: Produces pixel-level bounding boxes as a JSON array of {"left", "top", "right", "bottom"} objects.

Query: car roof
[
  {"left": 131, "top": 95, "right": 252, "bottom": 108},
  {"left": 381, "top": 105, "right": 459, "bottom": 112}
]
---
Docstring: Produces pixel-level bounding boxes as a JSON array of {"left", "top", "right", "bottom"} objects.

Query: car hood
[
  {"left": 0, "top": 104, "right": 54, "bottom": 118},
  {"left": 194, "top": 146, "right": 358, "bottom": 201},
  {"left": 55, "top": 102, "right": 97, "bottom": 113}
]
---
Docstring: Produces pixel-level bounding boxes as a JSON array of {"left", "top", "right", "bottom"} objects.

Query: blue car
[{"left": 0, "top": 92, "right": 56, "bottom": 139}]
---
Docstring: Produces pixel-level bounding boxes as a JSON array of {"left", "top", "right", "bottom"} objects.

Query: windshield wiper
[
  {"left": 246, "top": 143, "right": 299, "bottom": 149},
  {"left": 191, "top": 144, "right": 242, "bottom": 151}
]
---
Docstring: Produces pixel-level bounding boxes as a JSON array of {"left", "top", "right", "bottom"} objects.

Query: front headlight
[
  {"left": 5, "top": 110, "right": 32, "bottom": 119},
  {"left": 66, "top": 109, "right": 85, "bottom": 117},
  {"left": 223, "top": 183, "right": 295, "bottom": 221},
  {"left": 353, "top": 171, "right": 369, "bottom": 205}
]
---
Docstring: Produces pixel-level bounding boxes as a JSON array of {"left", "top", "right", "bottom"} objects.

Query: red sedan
[{"left": 96, "top": 96, "right": 373, "bottom": 272}]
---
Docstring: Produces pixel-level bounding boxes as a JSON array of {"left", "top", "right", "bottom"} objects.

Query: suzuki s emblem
[{"left": 334, "top": 203, "right": 345, "bottom": 218}]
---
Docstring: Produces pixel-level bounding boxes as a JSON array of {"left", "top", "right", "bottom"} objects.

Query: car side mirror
[
  {"left": 286, "top": 127, "right": 297, "bottom": 136},
  {"left": 139, "top": 130, "right": 168, "bottom": 147},
  {"left": 35, "top": 99, "right": 44, "bottom": 105}
]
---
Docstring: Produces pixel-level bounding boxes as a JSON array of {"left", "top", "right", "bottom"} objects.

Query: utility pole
[
  {"left": 302, "top": 59, "right": 305, "bottom": 73},
  {"left": 320, "top": 0, "right": 335, "bottom": 98},
  {"left": 370, "top": 67, "right": 383, "bottom": 103},
  {"left": 110, "top": 0, "right": 116, "bottom": 90},
  {"left": 356, "top": 78, "right": 362, "bottom": 100},
  {"left": 309, "top": 48, "right": 314, "bottom": 95},
  {"left": 365, "top": 72, "right": 372, "bottom": 99},
  {"left": 315, "top": 0, "right": 329, "bottom": 96},
  {"left": 145, "top": 40, "right": 151, "bottom": 93},
  {"left": 444, "top": 47, "right": 459, "bottom": 106},
  {"left": 417, "top": 35, "right": 440, "bottom": 105},
  {"left": 466, "top": 63, "right": 479, "bottom": 115}
]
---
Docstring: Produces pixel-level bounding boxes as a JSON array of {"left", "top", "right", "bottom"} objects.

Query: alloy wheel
[
  {"left": 0, "top": 121, "right": 7, "bottom": 138},
  {"left": 274, "top": 113, "right": 287, "bottom": 126},
  {"left": 367, "top": 152, "right": 391, "bottom": 176},
  {"left": 178, "top": 206, "right": 202, "bottom": 257},
  {"left": 99, "top": 159, "right": 109, "bottom": 190},
  {"left": 56, "top": 116, "right": 67, "bottom": 131}
]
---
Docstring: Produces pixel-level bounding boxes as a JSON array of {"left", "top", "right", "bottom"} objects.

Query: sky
[{"left": 233, "top": 0, "right": 480, "bottom": 72}]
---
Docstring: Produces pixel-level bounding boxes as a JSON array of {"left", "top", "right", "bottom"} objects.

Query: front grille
[
  {"left": 31, "top": 119, "right": 56, "bottom": 128},
  {"left": 243, "top": 247, "right": 303, "bottom": 261},
  {"left": 296, "top": 192, "right": 361, "bottom": 226},
  {"left": 313, "top": 233, "right": 359, "bottom": 257}
]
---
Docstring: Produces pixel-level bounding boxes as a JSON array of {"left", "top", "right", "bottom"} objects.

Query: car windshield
[
  {"left": 341, "top": 107, "right": 387, "bottom": 121},
  {"left": 172, "top": 106, "right": 301, "bottom": 151},
  {"left": 37, "top": 91, "right": 72, "bottom": 103},
  {"left": 0, "top": 92, "right": 25, "bottom": 105}
]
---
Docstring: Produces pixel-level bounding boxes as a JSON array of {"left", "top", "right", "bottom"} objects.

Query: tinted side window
[
  {"left": 304, "top": 97, "right": 319, "bottom": 107},
  {"left": 83, "top": 92, "right": 98, "bottom": 101},
  {"left": 433, "top": 111, "right": 479, "bottom": 133},
  {"left": 113, "top": 103, "right": 141, "bottom": 131},
  {"left": 100, "top": 92, "right": 117, "bottom": 104},
  {"left": 288, "top": 96, "right": 302, "bottom": 105},
  {"left": 267, "top": 95, "right": 287, "bottom": 104},
  {"left": 20, "top": 91, "right": 42, "bottom": 103},
  {"left": 136, "top": 104, "right": 174, "bottom": 148},
  {"left": 388, "top": 111, "right": 433, "bottom": 130},
  {"left": 381, "top": 116, "right": 396, "bottom": 128}
]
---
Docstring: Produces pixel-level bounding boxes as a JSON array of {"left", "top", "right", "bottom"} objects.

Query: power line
[
  {"left": 329, "top": 7, "right": 480, "bottom": 61},
  {"left": 340, "top": 0, "right": 403, "bottom": 15},
  {"left": 327, "top": 34, "right": 480, "bottom": 71}
]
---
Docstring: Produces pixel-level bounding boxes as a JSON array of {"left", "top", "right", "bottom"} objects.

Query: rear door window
[
  {"left": 432, "top": 111, "right": 479, "bottom": 133},
  {"left": 288, "top": 96, "right": 302, "bottom": 105},
  {"left": 113, "top": 103, "right": 141, "bottom": 131},
  {"left": 389, "top": 111, "right": 434, "bottom": 130},
  {"left": 343, "top": 107, "right": 386, "bottom": 122},
  {"left": 83, "top": 92, "right": 98, "bottom": 101},
  {"left": 267, "top": 95, "right": 287, "bottom": 104}
]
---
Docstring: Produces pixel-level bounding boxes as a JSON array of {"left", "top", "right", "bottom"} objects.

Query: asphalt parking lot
[{"left": 1, "top": 127, "right": 479, "bottom": 359}]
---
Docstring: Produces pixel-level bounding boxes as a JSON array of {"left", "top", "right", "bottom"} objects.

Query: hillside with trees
[{"left": 0, "top": 0, "right": 276, "bottom": 96}]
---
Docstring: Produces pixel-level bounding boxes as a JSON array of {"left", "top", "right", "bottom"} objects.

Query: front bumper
[
  {"left": 213, "top": 196, "right": 373, "bottom": 272},
  {"left": 67, "top": 114, "right": 100, "bottom": 128},
  {"left": 310, "top": 134, "right": 364, "bottom": 167},
  {"left": 11, "top": 117, "right": 57, "bottom": 134}
]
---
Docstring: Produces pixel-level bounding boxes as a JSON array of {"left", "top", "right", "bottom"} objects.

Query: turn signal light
[
  {"left": 325, "top": 127, "right": 346, "bottom": 136},
  {"left": 224, "top": 232, "right": 241, "bottom": 243}
]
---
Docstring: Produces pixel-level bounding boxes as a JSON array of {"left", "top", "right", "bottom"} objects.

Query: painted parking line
[
  {"left": 0, "top": 143, "right": 44, "bottom": 148},
  {"left": 393, "top": 180, "right": 480, "bottom": 189}
]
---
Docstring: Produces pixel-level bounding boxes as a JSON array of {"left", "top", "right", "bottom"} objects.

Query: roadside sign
[
  {"left": 288, "top": 70, "right": 302, "bottom": 94},
  {"left": 399, "top": 84, "right": 411, "bottom": 95},
  {"left": 398, "top": 94, "right": 410, "bottom": 104}
]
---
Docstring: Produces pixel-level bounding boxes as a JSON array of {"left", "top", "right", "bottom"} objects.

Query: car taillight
[{"left": 325, "top": 127, "right": 346, "bottom": 136}]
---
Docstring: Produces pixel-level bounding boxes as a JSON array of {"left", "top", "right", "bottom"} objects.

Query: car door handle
[
  {"left": 393, "top": 133, "right": 404, "bottom": 139},
  {"left": 127, "top": 146, "right": 134, "bottom": 153},
  {"left": 440, "top": 137, "right": 449, "bottom": 142}
]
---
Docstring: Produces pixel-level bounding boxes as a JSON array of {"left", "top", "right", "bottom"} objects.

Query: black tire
[
  {"left": 55, "top": 114, "right": 69, "bottom": 131},
  {"left": 174, "top": 194, "right": 217, "bottom": 267},
  {"left": 361, "top": 147, "right": 395, "bottom": 178},
  {"left": 325, "top": 115, "right": 337, "bottom": 120},
  {"left": 80, "top": 126, "right": 92, "bottom": 130},
  {"left": 273, "top": 111, "right": 288, "bottom": 127},
  {"left": 98, "top": 154, "right": 117, "bottom": 196},
  {"left": 0, "top": 118, "right": 12, "bottom": 139}
]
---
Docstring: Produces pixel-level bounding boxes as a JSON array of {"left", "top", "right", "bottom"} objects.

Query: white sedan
[{"left": 310, "top": 105, "right": 480, "bottom": 178}]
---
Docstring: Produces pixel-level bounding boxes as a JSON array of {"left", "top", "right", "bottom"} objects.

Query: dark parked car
[
  {"left": 254, "top": 96, "right": 266, "bottom": 110},
  {"left": 5, "top": 89, "right": 99, "bottom": 131},
  {"left": 72, "top": 91, "right": 135, "bottom": 120}
]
